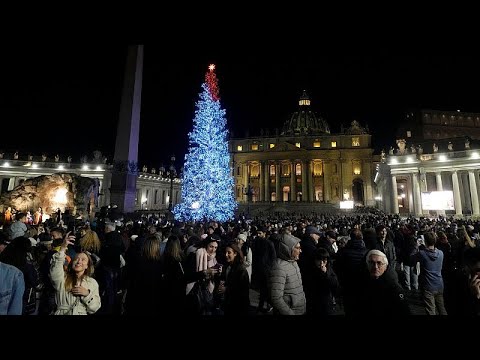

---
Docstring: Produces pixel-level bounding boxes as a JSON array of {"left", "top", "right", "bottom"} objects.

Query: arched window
[
  {"left": 271, "top": 192, "right": 276, "bottom": 201},
  {"left": 282, "top": 163, "right": 290, "bottom": 176},
  {"left": 250, "top": 163, "right": 260, "bottom": 177},
  {"left": 314, "top": 162, "right": 322, "bottom": 176},
  {"left": 295, "top": 163, "right": 302, "bottom": 175}
]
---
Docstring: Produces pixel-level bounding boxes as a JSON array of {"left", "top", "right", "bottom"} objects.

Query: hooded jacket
[
  {"left": 417, "top": 248, "right": 444, "bottom": 292},
  {"left": 268, "top": 234, "right": 306, "bottom": 315}
]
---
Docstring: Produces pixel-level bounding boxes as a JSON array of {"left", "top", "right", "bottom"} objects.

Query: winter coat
[
  {"left": 49, "top": 251, "right": 101, "bottom": 315},
  {"left": 268, "top": 234, "right": 306, "bottom": 315}
]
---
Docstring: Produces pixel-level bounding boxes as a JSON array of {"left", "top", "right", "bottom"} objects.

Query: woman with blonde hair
[
  {"left": 79, "top": 226, "right": 101, "bottom": 255},
  {"left": 49, "top": 232, "right": 101, "bottom": 315}
]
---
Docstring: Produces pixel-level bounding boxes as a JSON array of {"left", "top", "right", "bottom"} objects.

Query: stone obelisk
[{"left": 109, "top": 45, "right": 143, "bottom": 213}]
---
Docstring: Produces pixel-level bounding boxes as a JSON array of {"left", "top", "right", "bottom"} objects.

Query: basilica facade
[{"left": 229, "top": 92, "right": 378, "bottom": 210}]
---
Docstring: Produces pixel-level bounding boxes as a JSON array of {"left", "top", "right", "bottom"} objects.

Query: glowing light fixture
[{"left": 191, "top": 201, "right": 200, "bottom": 209}]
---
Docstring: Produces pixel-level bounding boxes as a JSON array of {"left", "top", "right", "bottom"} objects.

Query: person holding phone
[{"left": 49, "top": 232, "right": 101, "bottom": 315}]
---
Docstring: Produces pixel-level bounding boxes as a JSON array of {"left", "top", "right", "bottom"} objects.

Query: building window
[
  {"left": 270, "top": 164, "right": 276, "bottom": 176},
  {"left": 237, "top": 145, "right": 243, "bottom": 151},
  {"left": 282, "top": 163, "right": 290, "bottom": 176},
  {"left": 313, "top": 141, "right": 321, "bottom": 148},
  {"left": 295, "top": 163, "right": 301, "bottom": 175},
  {"left": 295, "top": 142, "right": 301, "bottom": 148},
  {"left": 237, "top": 166, "right": 240, "bottom": 176},
  {"left": 271, "top": 192, "right": 276, "bottom": 201},
  {"left": 353, "top": 160, "right": 361, "bottom": 175},
  {"left": 135, "top": 190, "right": 140, "bottom": 205},
  {"left": 269, "top": 143, "right": 275, "bottom": 149},
  {"left": 331, "top": 141, "right": 337, "bottom": 148},
  {"left": 352, "top": 137, "right": 360, "bottom": 147},
  {"left": 249, "top": 163, "right": 260, "bottom": 177},
  {"left": 314, "top": 162, "right": 322, "bottom": 176},
  {"left": 251, "top": 144, "right": 259, "bottom": 151},
  {"left": 154, "top": 190, "right": 158, "bottom": 204},
  {"left": 162, "top": 190, "right": 166, "bottom": 204}
]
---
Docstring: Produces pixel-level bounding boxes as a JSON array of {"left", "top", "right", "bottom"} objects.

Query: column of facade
[
  {"left": 468, "top": 170, "right": 480, "bottom": 215},
  {"left": 323, "top": 161, "right": 330, "bottom": 202},
  {"left": 419, "top": 169, "right": 428, "bottom": 214},
  {"left": 275, "top": 162, "right": 281, "bottom": 202},
  {"left": 264, "top": 162, "right": 270, "bottom": 201},
  {"left": 301, "top": 161, "right": 307, "bottom": 202},
  {"left": 476, "top": 170, "right": 480, "bottom": 210},
  {"left": 412, "top": 173, "right": 423, "bottom": 216},
  {"left": 391, "top": 175, "right": 399, "bottom": 214},
  {"left": 8, "top": 177, "right": 15, "bottom": 191},
  {"left": 243, "top": 163, "right": 249, "bottom": 203},
  {"left": 435, "top": 172, "right": 445, "bottom": 216},
  {"left": 308, "top": 161, "right": 314, "bottom": 202},
  {"left": 259, "top": 161, "right": 264, "bottom": 202},
  {"left": 290, "top": 160, "right": 296, "bottom": 202},
  {"left": 461, "top": 172, "right": 471, "bottom": 214},
  {"left": 364, "top": 161, "right": 374, "bottom": 206},
  {"left": 452, "top": 171, "right": 463, "bottom": 216}
]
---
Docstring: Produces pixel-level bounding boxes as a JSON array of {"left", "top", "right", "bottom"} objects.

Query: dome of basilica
[{"left": 281, "top": 90, "right": 330, "bottom": 136}]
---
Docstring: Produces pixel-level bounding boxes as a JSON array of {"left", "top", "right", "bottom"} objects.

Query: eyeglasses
[{"left": 368, "top": 260, "right": 386, "bottom": 267}]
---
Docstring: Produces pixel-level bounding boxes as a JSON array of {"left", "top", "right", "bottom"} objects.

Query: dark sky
[{"left": 2, "top": 45, "right": 480, "bottom": 170}]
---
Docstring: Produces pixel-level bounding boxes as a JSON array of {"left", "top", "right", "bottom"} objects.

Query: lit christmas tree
[{"left": 174, "top": 64, "right": 237, "bottom": 222}]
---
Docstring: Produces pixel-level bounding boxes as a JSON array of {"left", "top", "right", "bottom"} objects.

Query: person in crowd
[
  {"left": 33, "top": 207, "right": 43, "bottom": 225},
  {"left": 0, "top": 260, "right": 25, "bottom": 315},
  {"left": 161, "top": 235, "right": 187, "bottom": 314},
  {"left": 400, "top": 226, "right": 419, "bottom": 292},
  {"left": 334, "top": 229, "right": 368, "bottom": 316},
  {"left": 306, "top": 247, "right": 339, "bottom": 315},
  {"left": 8, "top": 212, "right": 28, "bottom": 241},
  {"left": 371, "top": 225, "right": 397, "bottom": 275},
  {"left": 447, "top": 247, "right": 480, "bottom": 315},
  {"left": 252, "top": 226, "right": 276, "bottom": 313},
  {"left": 4, "top": 206, "right": 12, "bottom": 224},
  {"left": 357, "top": 249, "right": 410, "bottom": 316},
  {"left": 125, "top": 234, "right": 163, "bottom": 315},
  {"left": 38, "top": 227, "right": 70, "bottom": 315},
  {"left": 413, "top": 231, "right": 447, "bottom": 315},
  {"left": 235, "top": 232, "right": 252, "bottom": 282},
  {"left": 218, "top": 242, "right": 250, "bottom": 315},
  {"left": 268, "top": 233, "right": 306, "bottom": 315},
  {"left": 0, "top": 236, "right": 39, "bottom": 314},
  {"left": 79, "top": 225, "right": 101, "bottom": 255},
  {"left": 97, "top": 221, "right": 125, "bottom": 314},
  {"left": 49, "top": 232, "right": 101, "bottom": 315}
]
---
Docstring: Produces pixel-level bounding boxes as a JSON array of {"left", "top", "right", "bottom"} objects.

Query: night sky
[{"left": 2, "top": 45, "right": 480, "bottom": 170}]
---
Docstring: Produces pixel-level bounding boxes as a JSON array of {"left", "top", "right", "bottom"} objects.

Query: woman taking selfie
[{"left": 49, "top": 231, "right": 101, "bottom": 315}]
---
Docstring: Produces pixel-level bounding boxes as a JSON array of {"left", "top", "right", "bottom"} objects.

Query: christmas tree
[{"left": 173, "top": 64, "right": 237, "bottom": 222}]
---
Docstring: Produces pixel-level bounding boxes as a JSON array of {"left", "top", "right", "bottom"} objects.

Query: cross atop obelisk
[{"left": 109, "top": 45, "right": 143, "bottom": 213}]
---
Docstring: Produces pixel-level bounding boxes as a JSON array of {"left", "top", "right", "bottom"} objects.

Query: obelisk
[{"left": 109, "top": 45, "right": 143, "bottom": 213}]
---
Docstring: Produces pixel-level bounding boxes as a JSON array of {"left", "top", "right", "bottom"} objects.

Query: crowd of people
[{"left": 1, "top": 206, "right": 480, "bottom": 316}]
